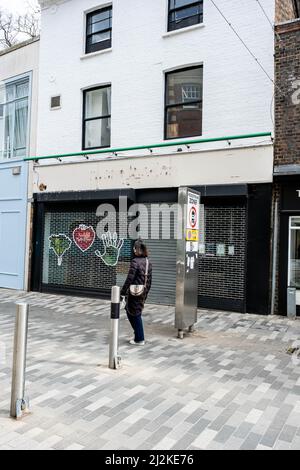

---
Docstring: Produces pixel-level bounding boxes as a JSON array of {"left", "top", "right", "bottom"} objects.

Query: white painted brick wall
[{"left": 37, "top": 0, "right": 275, "bottom": 157}]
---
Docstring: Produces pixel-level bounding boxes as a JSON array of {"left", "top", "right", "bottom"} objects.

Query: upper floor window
[
  {"left": 86, "top": 6, "right": 112, "bottom": 54},
  {"left": 0, "top": 78, "right": 29, "bottom": 159},
  {"left": 83, "top": 86, "right": 111, "bottom": 150},
  {"left": 165, "top": 66, "right": 203, "bottom": 140},
  {"left": 168, "top": 0, "right": 203, "bottom": 32}
]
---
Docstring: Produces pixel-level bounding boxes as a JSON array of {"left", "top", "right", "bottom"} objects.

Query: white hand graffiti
[{"left": 95, "top": 232, "right": 124, "bottom": 267}]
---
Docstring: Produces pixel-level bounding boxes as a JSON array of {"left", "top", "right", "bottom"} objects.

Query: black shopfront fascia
[
  {"left": 277, "top": 179, "right": 300, "bottom": 316},
  {"left": 31, "top": 184, "right": 272, "bottom": 315},
  {"left": 194, "top": 184, "right": 272, "bottom": 315}
]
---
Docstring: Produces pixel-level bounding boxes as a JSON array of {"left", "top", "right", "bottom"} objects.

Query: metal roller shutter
[
  {"left": 198, "top": 204, "right": 247, "bottom": 312},
  {"left": 41, "top": 204, "right": 132, "bottom": 295},
  {"left": 139, "top": 203, "right": 177, "bottom": 306}
]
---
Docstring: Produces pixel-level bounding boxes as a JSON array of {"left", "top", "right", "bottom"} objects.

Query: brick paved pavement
[{"left": 0, "top": 289, "right": 299, "bottom": 450}]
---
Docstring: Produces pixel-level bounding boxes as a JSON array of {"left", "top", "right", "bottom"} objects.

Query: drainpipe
[{"left": 271, "top": 198, "right": 279, "bottom": 315}]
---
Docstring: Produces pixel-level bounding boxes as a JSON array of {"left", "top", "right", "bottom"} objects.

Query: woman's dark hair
[{"left": 134, "top": 239, "right": 149, "bottom": 257}]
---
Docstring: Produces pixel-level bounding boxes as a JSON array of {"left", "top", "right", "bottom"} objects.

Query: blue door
[{"left": 0, "top": 162, "right": 27, "bottom": 289}]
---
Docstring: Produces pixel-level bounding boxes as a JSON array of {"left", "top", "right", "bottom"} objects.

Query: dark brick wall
[
  {"left": 273, "top": 17, "right": 300, "bottom": 315},
  {"left": 275, "top": 20, "right": 300, "bottom": 167}
]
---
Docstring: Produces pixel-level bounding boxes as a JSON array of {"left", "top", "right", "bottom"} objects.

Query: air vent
[{"left": 51, "top": 95, "right": 61, "bottom": 109}]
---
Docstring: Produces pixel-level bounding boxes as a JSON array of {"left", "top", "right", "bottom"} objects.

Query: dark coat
[{"left": 121, "top": 256, "right": 152, "bottom": 316}]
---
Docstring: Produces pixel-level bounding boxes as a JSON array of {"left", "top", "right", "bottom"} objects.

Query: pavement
[{"left": 0, "top": 288, "right": 300, "bottom": 450}]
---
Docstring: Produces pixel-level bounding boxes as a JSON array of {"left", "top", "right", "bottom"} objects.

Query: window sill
[
  {"left": 162, "top": 23, "right": 205, "bottom": 38},
  {"left": 80, "top": 48, "right": 112, "bottom": 60}
]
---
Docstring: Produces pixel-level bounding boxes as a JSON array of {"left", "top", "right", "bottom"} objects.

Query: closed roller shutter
[
  {"left": 198, "top": 204, "right": 247, "bottom": 312},
  {"left": 139, "top": 203, "right": 177, "bottom": 306},
  {"left": 41, "top": 203, "right": 132, "bottom": 296}
]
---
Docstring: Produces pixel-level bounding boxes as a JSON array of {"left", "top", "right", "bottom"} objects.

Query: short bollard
[
  {"left": 287, "top": 287, "right": 297, "bottom": 320},
  {"left": 109, "top": 286, "right": 121, "bottom": 370},
  {"left": 10, "top": 303, "right": 30, "bottom": 419}
]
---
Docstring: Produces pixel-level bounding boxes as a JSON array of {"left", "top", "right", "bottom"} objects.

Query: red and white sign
[
  {"left": 187, "top": 192, "right": 200, "bottom": 231},
  {"left": 73, "top": 225, "right": 96, "bottom": 252},
  {"left": 189, "top": 206, "right": 197, "bottom": 229}
]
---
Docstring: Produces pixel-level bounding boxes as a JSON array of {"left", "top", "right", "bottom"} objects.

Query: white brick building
[{"left": 31, "top": 0, "right": 275, "bottom": 314}]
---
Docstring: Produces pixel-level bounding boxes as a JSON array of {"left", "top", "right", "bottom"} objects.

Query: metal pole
[
  {"left": 109, "top": 286, "right": 121, "bottom": 370},
  {"left": 271, "top": 200, "right": 279, "bottom": 315},
  {"left": 10, "top": 303, "right": 29, "bottom": 419},
  {"left": 24, "top": 132, "right": 272, "bottom": 162}
]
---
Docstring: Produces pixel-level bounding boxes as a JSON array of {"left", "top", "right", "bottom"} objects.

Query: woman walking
[{"left": 121, "top": 240, "right": 152, "bottom": 345}]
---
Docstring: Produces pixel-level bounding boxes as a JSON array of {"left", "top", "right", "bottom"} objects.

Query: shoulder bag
[{"left": 129, "top": 258, "right": 149, "bottom": 297}]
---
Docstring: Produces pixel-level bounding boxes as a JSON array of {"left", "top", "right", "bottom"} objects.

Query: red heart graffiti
[{"left": 73, "top": 225, "right": 96, "bottom": 252}]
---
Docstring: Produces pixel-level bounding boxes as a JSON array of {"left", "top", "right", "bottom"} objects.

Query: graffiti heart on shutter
[{"left": 73, "top": 225, "right": 96, "bottom": 252}]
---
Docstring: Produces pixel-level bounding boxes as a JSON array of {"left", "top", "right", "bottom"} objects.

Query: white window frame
[
  {"left": 0, "top": 72, "right": 32, "bottom": 161},
  {"left": 83, "top": 2, "right": 113, "bottom": 56}
]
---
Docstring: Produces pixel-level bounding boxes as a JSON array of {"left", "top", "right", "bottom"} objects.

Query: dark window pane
[
  {"left": 85, "top": 118, "right": 111, "bottom": 149},
  {"left": 88, "top": 30, "right": 111, "bottom": 46},
  {"left": 172, "top": 5, "right": 200, "bottom": 21},
  {"left": 168, "top": 0, "right": 203, "bottom": 32},
  {"left": 89, "top": 9, "right": 111, "bottom": 24},
  {"left": 166, "top": 104, "right": 202, "bottom": 139},
  {"left": 165, "top": 66, "right": 203, "bottom": 139},
  {"left": 83, "top": 86, "right": 111, "bottom": 150},
  {"left": 169, "top": 14, "right": 200, "bottom": 31},
  {"left": 166, "top": 68, "right": 203, "bottom": 105},
  {"left": 87, "top": 38, "right": 111, "bottom": 53},
  {"left": 87, "top": 18, "right": 111, "bottom": 35},
  {"left": 85, "top": 87, "right": 111, "bottom": 119},
  {"left": 86, "top": 7, "right": 112, "bottom": 54},
  {"left": 171, "top": 0, "right": 197, "bottom": 8}
]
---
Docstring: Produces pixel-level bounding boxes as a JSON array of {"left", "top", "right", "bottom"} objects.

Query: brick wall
[
  {"left": 276, "top": 0, "right": 297, "bottom": 23},
  {"left": 275, "top": 20, "right": 300, "bottom": 166},
  {"left": 273, "top": 19, "right": 300, "bottom": 315}
]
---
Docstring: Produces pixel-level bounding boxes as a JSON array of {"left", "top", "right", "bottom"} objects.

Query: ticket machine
[{"left": 175, "top": 187, "right": 201, "bottom": 339}]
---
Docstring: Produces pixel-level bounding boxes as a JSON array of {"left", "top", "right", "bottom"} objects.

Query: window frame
[
  {"left": 0, "top": 73, "right": 31, "bottom": 160},
  {"left": 167, "top": 0, "right": 203, "bottom": 32},
  {"left": 164, "top": 65, "right": 203, "bottom": 141},
  {"left": 82, "top": 85, "right": 112, "bottom": 151},
  {"left": 85, "top": 5, "right": 113, "bottom": 55}
]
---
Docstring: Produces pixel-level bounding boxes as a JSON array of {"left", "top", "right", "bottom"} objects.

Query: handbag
[{"left": 129, "top": 258, "right": 149, "bottom": 297}]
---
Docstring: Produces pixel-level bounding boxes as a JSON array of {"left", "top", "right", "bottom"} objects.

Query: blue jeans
[{"left": 127, "top": 312, "right": 145, "bottom": 342}]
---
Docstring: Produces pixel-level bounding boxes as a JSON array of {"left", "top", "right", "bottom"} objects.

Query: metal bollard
[
  {"left": 10, "top": 303, "right": 30, "bottom": 419},
  {"left": 109, "top": 286, "right": 121, "bottom": 370},
  {"left": 287, "top": 287, "right": 297, "bottom": 320}
]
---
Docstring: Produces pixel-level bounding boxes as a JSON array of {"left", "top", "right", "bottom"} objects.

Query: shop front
[
  {"left": 278, "top": 180, "right": 300, "bottom": 316},
  {"left": 31, "top": 184, "right": 272, "bottom": 315}
]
